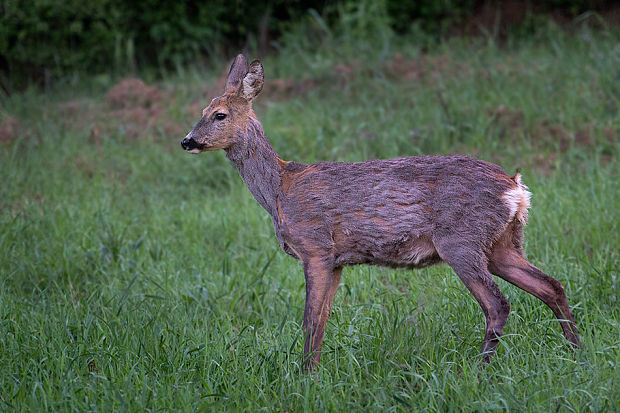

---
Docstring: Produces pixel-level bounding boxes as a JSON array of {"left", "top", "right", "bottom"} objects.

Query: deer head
[{"left": 181, "top": 54, "right": 264, "bottom": 153}]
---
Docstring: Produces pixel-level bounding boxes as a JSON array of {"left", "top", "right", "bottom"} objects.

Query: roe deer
[{"left": 181, "top": 55, "right": 581, "bottom": 371}]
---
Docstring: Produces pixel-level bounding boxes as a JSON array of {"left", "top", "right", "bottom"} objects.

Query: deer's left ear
[
  {"left": 241, "top": 60, "right": 264, "bottom": 101},
  {"left": 225, "top": 54, "right": 249, "bottom": 93}
]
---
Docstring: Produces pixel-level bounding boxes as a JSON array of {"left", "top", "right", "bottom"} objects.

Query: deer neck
[{"left": 225, "top": 117, "right": 283, "bottom": 219}]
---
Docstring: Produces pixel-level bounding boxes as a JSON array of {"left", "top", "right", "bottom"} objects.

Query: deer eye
[{"left": 215, "top": 113, "right": 227, "bottom": 120}]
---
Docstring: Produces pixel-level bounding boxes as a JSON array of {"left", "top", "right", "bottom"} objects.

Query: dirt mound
[
  {"left": 0, "top": 116, "right": 20, "bottom": 143},
  {"left": 486, "top": 105, "right": 525, "bottom": 134},
  {"left": 192, "top": 73, "right": 319, "bottom": 107},
  {"left": 531, "top": 119, "right": 574, "bottom": 151},
  {"left": 384, "top": 53, "right": 469, "bottom": 82},
  {"left": 486, "top": 105, "right": 599, "bottom": 149},
  {"left": 102, "top": 78, "right": 184, "bottom": 140},
  {"left": 263, "top": 77, "right": 320, "bottom": 100},
  {"left": 384, "top": 53, "right": 425, "bottom": 80},
  {"left": 105, "top": 78, "right": 162, "bottom": 110}
]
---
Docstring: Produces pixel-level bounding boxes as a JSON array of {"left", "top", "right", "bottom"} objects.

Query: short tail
[
  {"left": 501, "top": 173, "right": 531, "bottom": 256},
  {"left": 502, "top": 173, "right": 532, "bottom": 226}
]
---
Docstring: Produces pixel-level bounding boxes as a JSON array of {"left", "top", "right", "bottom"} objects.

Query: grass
[{"left": 1, "top": 21, "right": 618, "bottom": 411}]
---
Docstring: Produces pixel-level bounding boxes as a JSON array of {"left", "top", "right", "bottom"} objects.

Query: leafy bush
[
  {"left": 386, "top": 0, "right": 477, "bottom": 34},
  {"left": 0, "top": 0, "right": 614, "bottom": 91},
  {"left": 0, "top": 0, "right": 331, "bottom": 90}
]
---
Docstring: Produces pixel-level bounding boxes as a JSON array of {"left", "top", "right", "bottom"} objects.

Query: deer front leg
[
  {"left": 313, "top": 266, "right": 342, "bottom": 357},
  {"left": 318, "top": 267, "right": 342, "bottom": 334},
  {"left": 302, "top": 257, "right": 336, "bottom": 372}
]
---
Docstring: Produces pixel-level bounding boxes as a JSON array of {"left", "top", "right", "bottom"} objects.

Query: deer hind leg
[
  {"left": 301, "top": 257, "right": 339, "bottom": 372},
  {"left": 437, "top": 244, "right": 511, "bottom": 362},
  {"left": 488, "top": 246, "right": 581, "bottom": 348}
]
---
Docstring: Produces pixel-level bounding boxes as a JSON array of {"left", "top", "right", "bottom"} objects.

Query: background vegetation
[
  {"left": 1, "top": 1, "right": 618, "bottom": 411},
  {"left": 1, "top": 0, "right": 617, "bottom": 90}
]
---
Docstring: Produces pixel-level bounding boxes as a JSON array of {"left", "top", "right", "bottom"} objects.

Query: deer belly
[{"left": 335, "top": 231, "right": 440, "bottom": 269}]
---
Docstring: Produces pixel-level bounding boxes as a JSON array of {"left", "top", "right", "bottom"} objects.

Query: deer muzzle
[{"left": 181, "top": 135, "right": 204, "bottom": 153}]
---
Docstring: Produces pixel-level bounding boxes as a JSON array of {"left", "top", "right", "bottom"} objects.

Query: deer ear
[
  {"left": 225, "top": 54, "right": 249, "bottom": 93},
  {"left": 241, "top": 60, "right": 264, "bottom": 101}
]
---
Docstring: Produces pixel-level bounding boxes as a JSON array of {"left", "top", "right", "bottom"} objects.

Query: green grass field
[{"left": 1, "top": 23, "right": 618, "bottom": 411}]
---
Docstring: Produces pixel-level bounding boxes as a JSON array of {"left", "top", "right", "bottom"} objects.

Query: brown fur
[{"left": 181, "top": 55, "right": 582, "bottom": 371}]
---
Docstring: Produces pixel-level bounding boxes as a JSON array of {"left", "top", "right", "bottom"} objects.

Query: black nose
[{"left": 181, "top": 137, "right": 198, "bottom": 150}]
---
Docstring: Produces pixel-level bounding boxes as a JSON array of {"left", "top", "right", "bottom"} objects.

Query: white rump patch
[{"left": 502, "top": 173, "right": 531, "bottom": 225}]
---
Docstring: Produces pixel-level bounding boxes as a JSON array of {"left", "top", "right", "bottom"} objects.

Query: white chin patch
[{"left": 187, "top": 148, "right": 202, "bottom": 154}]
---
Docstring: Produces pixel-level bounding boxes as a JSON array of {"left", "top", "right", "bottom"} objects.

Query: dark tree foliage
[
  {"left": 0, "top": 0, "right": 613, "bottom": 90},
  {"left": 0, "top": 0, "right": 331, "bottom": 90},
  {"left": 386, "top": 0, "right": 614, "bottom": 34},
  {"left": 387, "top": 0, "right": 477, "bottom": 33}
]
